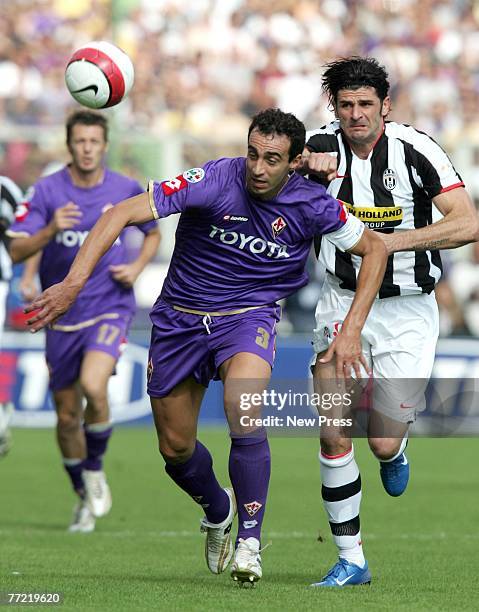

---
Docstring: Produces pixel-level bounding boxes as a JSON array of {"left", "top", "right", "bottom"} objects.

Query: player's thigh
[
  {"left": 371, "top": 293, "right": 439, "bottom": 425},
  {"left": 220, "top": 352, "right": 272, "bottom": 434},
  {"left": 79, "top": 317, "right": 129, "bottom": 394},
  {"left": 150, "top": 377, "right": 206, "bottom": 458},
  {"left": 79, "top": 350, "right": 117, "bottom": 397}
]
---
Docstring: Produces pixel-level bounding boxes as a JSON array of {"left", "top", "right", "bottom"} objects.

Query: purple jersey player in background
[
  {"left": 7, "top": 110, "right": 160, "bottom": 533},
  {"left": 25, "top": 108, "right": 387, "bottom": 584}
]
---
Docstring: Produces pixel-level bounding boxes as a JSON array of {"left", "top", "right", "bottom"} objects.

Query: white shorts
[{"left": 312, "top": 276, "right": 439, "bottom": 423}]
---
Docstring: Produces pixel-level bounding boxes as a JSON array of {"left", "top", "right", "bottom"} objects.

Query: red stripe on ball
[{"left": 68, "top": 47, "right": 125, "bottom": 107}]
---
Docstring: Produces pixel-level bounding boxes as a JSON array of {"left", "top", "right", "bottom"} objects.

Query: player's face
[
  {"left": 67, "top": 124, "right": 108, "bottom": 174},
  {"left": 335, "top": 87, "right": 390, "bottom": 149},
  {"left": 246, "top": 129, "right": 301, "bottom": 200}
]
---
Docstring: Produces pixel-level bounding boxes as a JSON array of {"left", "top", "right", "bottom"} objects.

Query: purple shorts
[
  {"left": 45, "top": 315, "right": 131, "bottom": 391},
  {"left": 147, "top": 300, "right": 281, "bottom": 397}
]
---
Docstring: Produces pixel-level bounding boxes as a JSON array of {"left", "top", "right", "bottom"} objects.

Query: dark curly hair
[
  {"left": 66, "top": 110, "right": 108, "bottom": 144},
  {"left": 322, "top": 57, "right": 390, "bottom": 105},
  {"left": 248, "top": 108, "right": 305, "bottom": 161}
]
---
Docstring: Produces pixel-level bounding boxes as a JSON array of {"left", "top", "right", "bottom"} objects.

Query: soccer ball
[{"left": 65, "top": 41, "right": 134, "bottom": 109}]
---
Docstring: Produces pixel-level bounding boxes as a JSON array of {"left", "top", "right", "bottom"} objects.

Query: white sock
[{"left": 319, "top": 445, "right": 365, "bottom": 568}]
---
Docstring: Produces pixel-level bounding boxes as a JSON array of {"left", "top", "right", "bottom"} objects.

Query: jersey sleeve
[
  {"left": 305, "top": 190, "right": 364, "bottom": 252},
  {"left": 128, "top": 179, "right": 158, "bottom": 234},
  {"left": 326, "top": 210, "right": 365, "bottom": 252},
  {"left": 413, "top": 135, "right": 464, "bottom": 198},
  {"left": 306, "top": 130, "right": 340, "bottom": 155},
  {"left": 147, "top": 159, "right": 228, "bottom": 220},
  {"left": 6, "top": 183, "right": 49, "bottom": 238}
]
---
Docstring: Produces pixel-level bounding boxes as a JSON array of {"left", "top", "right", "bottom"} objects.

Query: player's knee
[
  {"left": 368, "top": 437, "right": 401, "bottom": 460},
  {"left": 320, "top": 438, "right": 351, "bottom": 457},
  {"left": 158, "top": 433, "right": 195, "bottom": 464},
  {"left": 56, "top": 410, "right": 81, "bottom": 433}
]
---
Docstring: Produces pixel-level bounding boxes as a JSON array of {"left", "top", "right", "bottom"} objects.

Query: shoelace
[
  {"left": 325, "top": 558, "right": 350, "bottom": 579},
  {"left": 89, "top": 474, "right": 104, "bottom": 498},
  {"left": 235, "top": 538, "right": 271, "bottom": 564}
]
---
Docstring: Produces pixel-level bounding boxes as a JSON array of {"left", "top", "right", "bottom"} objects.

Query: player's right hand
[
  {"left": 23, "top": 282, "right": 78, "bottom": 332},
  {"left": 300, "top": 150, "right": 338, "bottom": 182},
  {"left": 51, "top": 202, "right": 83, "bottom": 232}
]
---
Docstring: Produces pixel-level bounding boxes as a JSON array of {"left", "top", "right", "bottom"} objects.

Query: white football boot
[
  {"left": 200, "top": 488, "right": 236, "bottom": 574},
  {"left": 83, "top": 469, "right": 112, "bottom": 517},
  {"left": 231, "top": 537, "right": 263, "bottom": 585},
  {"left": 68, "top": 500, "right": 95, "bottom": 533}
]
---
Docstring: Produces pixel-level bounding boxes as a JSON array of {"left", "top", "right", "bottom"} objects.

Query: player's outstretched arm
[
  {"left": 380, "top": 188, "right": 479, "bottom": 254},
  {"left": 320, "top": 228, "right": 388, "bottom": 379},
  {"left": 24, "top": 192, "right": 153, "bottom": 331}
]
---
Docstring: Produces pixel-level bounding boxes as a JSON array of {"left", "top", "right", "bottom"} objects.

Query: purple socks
[
  {"left": 165, "top": 440, "right": 230, "bottom": 524},
  {"left": 229, "top": 432, "right": 270, "bottom": 545}
]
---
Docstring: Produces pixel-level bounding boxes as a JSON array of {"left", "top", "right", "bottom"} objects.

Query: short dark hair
[
  {"left": 248, "top": 108, "right": 305, "bottom": 161},
  {"left": 66, "top": 110, "right": 108, "bottom": 144},
  {"left": 322, "top": 57, "right": 390, "bottom": 105}
]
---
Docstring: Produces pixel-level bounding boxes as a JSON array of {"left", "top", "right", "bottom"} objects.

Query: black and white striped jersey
[
  {"left": 306, "top": 120, "right": 464, "bottom": 298},
  {"left": 0, "top": 176, "right": 23, "bottom": 282}
]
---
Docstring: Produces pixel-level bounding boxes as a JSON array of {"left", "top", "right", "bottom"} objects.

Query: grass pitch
[{"left": 1, "top": 428, "right": 478, "bottom": 610}]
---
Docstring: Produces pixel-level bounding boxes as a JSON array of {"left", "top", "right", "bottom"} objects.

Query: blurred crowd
[
  {"left": 2, "top": 1, "right": 479, "bottom": 149},
  {"left": 1, "top": 0, "right": 479, "bottom": 335}
]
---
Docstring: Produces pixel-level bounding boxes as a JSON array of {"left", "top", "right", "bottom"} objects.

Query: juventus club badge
[
  {"left": 272, "top": 216, "right": 287, "bottom": 238},
  {"left": 383, "top": 168, "right": 397, "bottom": 191}
]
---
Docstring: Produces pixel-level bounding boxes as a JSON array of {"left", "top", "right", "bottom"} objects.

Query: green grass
[{"left": 1, "top": 429, "right": 478, "bottom": 610}]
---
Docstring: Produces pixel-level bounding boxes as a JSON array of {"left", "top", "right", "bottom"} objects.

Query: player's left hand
[
  {"left": 23, "top": 282, "right": 78, "bottom": 332},
  {"left": 319, "top": 329, "right": 371, "bottom": 380},
  {"left": 109, "top": 263, "right": 141, "bottom": 288}
]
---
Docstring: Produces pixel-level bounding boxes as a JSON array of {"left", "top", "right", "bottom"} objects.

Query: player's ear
[
  {"left": 381, "top": 96, "right": 391, "bottom": 117},
  {"left": 289, "top": 153, "right": 302, "bottom": 171}
]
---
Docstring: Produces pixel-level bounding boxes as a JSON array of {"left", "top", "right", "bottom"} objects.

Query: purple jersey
[
  {"left": 9, "top": 166, "right": 157, "bottom": 325},
  {"left": 148, "top": 157, "right": 363, "bottom": 311}
]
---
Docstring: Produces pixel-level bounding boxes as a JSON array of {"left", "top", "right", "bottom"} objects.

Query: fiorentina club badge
[
  {"left": 271, "top": 216, "right": 287, "bottom": 238},
  {"left": 244, "top": 501, "right": 263, "bottom": 517}
]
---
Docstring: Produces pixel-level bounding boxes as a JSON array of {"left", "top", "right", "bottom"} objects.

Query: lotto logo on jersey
[
  {"left": 161, "top": 175, "right": 187, "bottom": 196},
  {"left": 244, "top": 501, "right": 263, "bottom": 517},
  {"left": 271, "top": 216, "right": 287, "bottom": 238},
  {"left": 15, "top": 200, "right": 30, "bottom": 222}
]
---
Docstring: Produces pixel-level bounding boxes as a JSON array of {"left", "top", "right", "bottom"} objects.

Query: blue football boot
[
  {"left": 380, "top": 451, "right": 409, "bottom": 497},
  {"left": 311, "top": 558, "right": 371, "bottom": 587}
]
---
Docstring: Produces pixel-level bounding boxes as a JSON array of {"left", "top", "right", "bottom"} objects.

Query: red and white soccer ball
[{"left": 65, "top": 41, "right": 134, "bottom": 109}]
